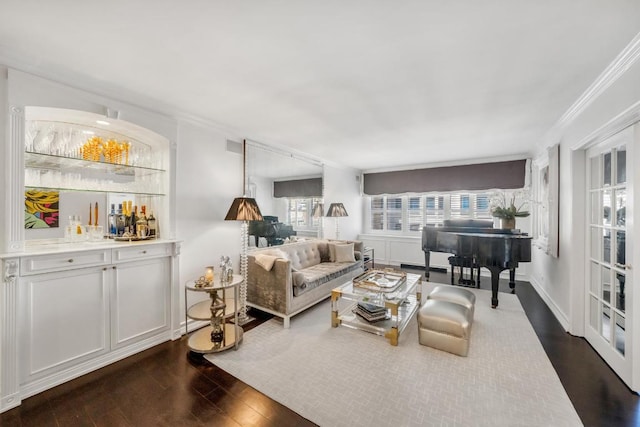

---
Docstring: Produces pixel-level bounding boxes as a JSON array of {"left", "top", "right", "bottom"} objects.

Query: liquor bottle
[
  {"left": 123, "top": 201, "right": 130, "bottom": 233},
  {"left": 136, "top": 205, "right": 148, "bottom": 237},
  {"left": 108, "top": 204, "right": 117, "bottom": 237},
  {"left": 130, "top": 205, "right": 138, "bottom": 235},
  {"left": 147, "top": 211, "right": 157, "bottom": 238},
  {"left": 116, "top": 204, "right": 126, "bottom": 236}
]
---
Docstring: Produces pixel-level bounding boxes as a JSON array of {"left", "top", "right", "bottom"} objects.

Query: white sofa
[{"left": 247, "top": 240, "right": 364, "bottom": 327}]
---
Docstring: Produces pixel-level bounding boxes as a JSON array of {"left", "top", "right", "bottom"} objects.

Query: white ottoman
[
  {"left": 427, "top": 285, "right": 476, "bottom": 320},
  {"left": 417, "top": 299, "right": 473, "bottom": 357}
]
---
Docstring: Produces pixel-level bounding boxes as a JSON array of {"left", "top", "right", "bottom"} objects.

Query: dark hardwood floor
[{"left": 1, "top": 268, "right": 639, "bottom": 426}]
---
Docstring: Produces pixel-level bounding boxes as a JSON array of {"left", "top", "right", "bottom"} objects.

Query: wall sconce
[{"left": 312, "top": 202, "right": 324, "bottom": 239}]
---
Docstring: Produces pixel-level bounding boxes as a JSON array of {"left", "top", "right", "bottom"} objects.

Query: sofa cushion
[
  {"left": 293, "top": 261, "right": 362, "bottom": 296},
  {"left": 334, "top": 243, "right": 355, "bottom": 263}
]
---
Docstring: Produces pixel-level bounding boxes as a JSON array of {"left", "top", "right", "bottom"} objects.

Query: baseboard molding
[{"left": 528, "top": 276, "right": 571, "bottom": 332}]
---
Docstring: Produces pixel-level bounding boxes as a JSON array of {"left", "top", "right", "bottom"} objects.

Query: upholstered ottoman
[
  {"left": 427, "top": 285, "right": 476, "bottom": 319},
  {"left": 417, "top": 299, "right": 473, "bottom": 357}
]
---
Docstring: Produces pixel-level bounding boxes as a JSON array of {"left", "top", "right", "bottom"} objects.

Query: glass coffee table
[{"left": 331, "top": 270, "right": 422, "bottom": 346}]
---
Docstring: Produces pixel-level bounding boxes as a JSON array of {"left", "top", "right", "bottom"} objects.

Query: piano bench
[
  {"left": 448, "top": 256, "right": 481, "bottom": 288},
  {"left": 417, "top": 299, "right": 473, "bottom": 357},
  {"left": 427, "top": 285, "right": 476, "bottom": 320}
]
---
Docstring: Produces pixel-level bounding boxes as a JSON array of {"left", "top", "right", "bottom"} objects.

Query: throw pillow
[
  {"left": 328, "top": 242, "right": 343, "bottom": 262},
  {"left": 334, "top": 243, "right": 355, "bottom": 263},
  {"left": 317, "top": 241, "right": 330, "bottom": 262},
  {"left": 254, "top": 253, "right": 278, "bottom": 271}
]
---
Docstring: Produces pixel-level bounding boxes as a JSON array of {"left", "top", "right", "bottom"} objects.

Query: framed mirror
[{"left": 245, "top": 141, "right": 324, "bottom": 247}]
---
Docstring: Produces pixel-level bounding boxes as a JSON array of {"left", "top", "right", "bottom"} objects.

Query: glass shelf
[
  {"left": 25, "top": 151, "right": 165, "bottom": 177},
  {"left": 25, "top": 186, "right": 165, "bottom": 197}
]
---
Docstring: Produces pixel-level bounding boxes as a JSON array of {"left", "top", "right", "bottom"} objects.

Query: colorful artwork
[{"left": 25, "top": 190, "right": 59, "bottom": 229}]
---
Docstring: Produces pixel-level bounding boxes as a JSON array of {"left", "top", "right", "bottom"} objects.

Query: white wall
[
  {"left": 323, "top": 164, "right": 362, "bottom": 241},
  {"left": 530, "top": 53, "right": 640, "bottom": 333},
  {"left": 174, "top": 121, "right": 244, "bottom": 314}
]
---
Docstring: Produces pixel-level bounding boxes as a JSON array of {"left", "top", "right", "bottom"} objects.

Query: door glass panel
[
  {"left": 603, "top": 229, "right": 611, "bottom": 264},
  {"left": 614, "top": 313, "right": 625, "bottom": 356},
  {"left": 602, "top": 190, "right": 612, "bottom": 225},
  {"left": 615, "top": 189, "right": 626, "bottom": 226},
  {"left": 590, "top": 227, "right": 602, "bottom": 262},
  {"left": 601, "top": 266, "right": 611, "bottom": 303},
  {"left": 590, "top": 191, "right": 600, "bottom": 224},
  {"left": 615, "top": 271, "right": 626, "bottom": 313},
  {"left": 590, "top": 262, "right": 600, "bottom": 294},
  {"left": 603, "top": 152, "right": 611, "bottom": 186},
  {"left": 615, "top": 231, "right": 626, "bottom": 267},
  {"left": 590, "top": 157, "right": 600, "bottom": 190},
  {"left": 590, "top": 296, "right": 599, "bottom": 330},
  {"left": 601, "top": 304, "right": 611, "bottom": 342},
  {"left": 616, "top": 148, "right": 626, "bottom": 184}
]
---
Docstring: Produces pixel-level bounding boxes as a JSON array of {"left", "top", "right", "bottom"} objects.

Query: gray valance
[
  {"left": 363, "top": 159, "right": 527, "bottom": 195},
  {"left": 273, "top": 177, "right": 323, "bottom": 198}
]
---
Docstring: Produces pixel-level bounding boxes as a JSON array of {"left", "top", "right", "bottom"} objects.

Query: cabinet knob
[
  {"left": 103, "top": 267, "right": 107, "bottom": 271},
  {"left": 142, "top": 250, "right": 147, "bottom": 254},
  {"left": 68, "top": 259, "right": 74, "bottom": 263},
  {"left": 112, "top": 266, "right": 116, "bottom": 270}
]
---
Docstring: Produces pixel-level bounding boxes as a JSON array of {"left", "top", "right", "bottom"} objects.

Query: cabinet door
[
  {"left": 18, "top": 266, "right": 109, "bottom": 383},
  {"left": 111, "top": 257, "right": 171, "bottom": 348}
]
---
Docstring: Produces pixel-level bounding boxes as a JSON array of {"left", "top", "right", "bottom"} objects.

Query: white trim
[
  {"left": 546, "top": 31, "right": 640, "bottom": 144},
  {"left": 529, "top": 276, "right": 571, "bottom": 332},
  {"left": 572, "top": 100, "right": 640, "bottom": 151}
]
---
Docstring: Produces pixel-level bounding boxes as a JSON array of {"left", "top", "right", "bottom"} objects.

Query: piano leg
[
  {"left": 424, "top": 251, "right": 431, "bottom": 282},
  {"left": 509, "top": 268, "right": 516, "bottom": 294},
  {"left": 485, "top": 265, "right": 504, "bottom": 309}
]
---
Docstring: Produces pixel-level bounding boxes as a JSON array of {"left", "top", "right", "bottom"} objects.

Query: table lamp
[{"left": 325, "top": 202, "right": 348, "bottom": 240}]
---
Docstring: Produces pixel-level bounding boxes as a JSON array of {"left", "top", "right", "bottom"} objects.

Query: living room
[{"left": 1, "top": 2, "right": 640, "bottom": 426}]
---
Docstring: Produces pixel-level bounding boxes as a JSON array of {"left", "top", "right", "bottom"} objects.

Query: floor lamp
[
  {"left": 325, "top": 202, "right": 348, "bottom": 240},
  {"left": 225, "top": 140, "right": 263, "bottom": 325},
  {"left": 312, "top": 202, "right": 324, "bottom": 239}
]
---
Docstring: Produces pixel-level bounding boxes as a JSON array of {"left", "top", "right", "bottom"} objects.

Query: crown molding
[
  {"left": 571, "top": 99, "right": 640, "bottom": 151},
  {"left": 539, "top": 31, "right": 640, "bottom": 151}
]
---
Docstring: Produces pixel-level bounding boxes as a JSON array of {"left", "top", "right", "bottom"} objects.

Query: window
[
  {"left": 386, "top": 197, "right": 402, "bottom": 231},
  {"left": 287, "top": 197, "right": 323, "bottom": 229},
  {"left": 365, "top": 192, "right": 493, "bottom": 234}
]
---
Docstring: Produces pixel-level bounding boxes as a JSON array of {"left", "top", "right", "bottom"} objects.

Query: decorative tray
[
  {"left": 113, "top": 236, "right": 152, "bottom": 242},
  {"left": 352, "top": 269, "right": 407, "bottom": 293}
]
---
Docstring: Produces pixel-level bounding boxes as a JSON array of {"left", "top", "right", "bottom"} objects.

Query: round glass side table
[{"left": 185, "top": 274, "right": 243, "bottom": 353}]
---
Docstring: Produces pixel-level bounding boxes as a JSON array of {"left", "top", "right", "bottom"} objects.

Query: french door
[{"left": 585, "top": 127, "right": 633, "bottom": 385}]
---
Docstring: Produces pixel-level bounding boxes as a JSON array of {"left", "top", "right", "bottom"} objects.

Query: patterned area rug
[{"left": 206, "top": 283, "right": 582, "bottom": 426}]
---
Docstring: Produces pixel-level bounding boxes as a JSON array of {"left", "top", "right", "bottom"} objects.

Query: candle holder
[{"left": 204, "top": 266, "right": 214, "bottom": 285}]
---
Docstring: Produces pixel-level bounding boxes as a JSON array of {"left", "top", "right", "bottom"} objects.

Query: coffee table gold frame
[{"left": 331, "top": 272, "right": 422, "bottom": 346}]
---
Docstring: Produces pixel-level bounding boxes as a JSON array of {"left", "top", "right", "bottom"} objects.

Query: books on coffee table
[{"left": 354, "top": 302, "right": 388, "bottom": 322}]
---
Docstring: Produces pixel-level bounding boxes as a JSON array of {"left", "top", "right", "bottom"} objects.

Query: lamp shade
[
  {"left": 326, "top": 202, "right": 348, "bottom": 217},
  {"left": 312, "top": 203, "right": 325, "bottom": 218},
  {"left": 224, "top": 197, "right": 263, "bottom": 221}
]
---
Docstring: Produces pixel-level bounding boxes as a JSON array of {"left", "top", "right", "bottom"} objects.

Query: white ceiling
[{"left": 1, "top": 1, "right": 639, "bottom": 171}]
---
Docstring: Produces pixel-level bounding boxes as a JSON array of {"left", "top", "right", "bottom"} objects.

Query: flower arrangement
[{"left": 489, "top": 190, "right": 530, "bottom": 220}]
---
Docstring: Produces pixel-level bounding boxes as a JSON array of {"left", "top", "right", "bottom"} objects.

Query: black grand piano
[
  {"left": 249, "top": 215, "right": 297, "bottom": 247},
  {"left": 422, "top": 219, "right": 532, "bottom": 308}
]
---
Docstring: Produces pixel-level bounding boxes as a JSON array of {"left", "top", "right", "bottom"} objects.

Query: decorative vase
[{"left": 499, "top": 218, "right": 516, "bottom": 230}]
